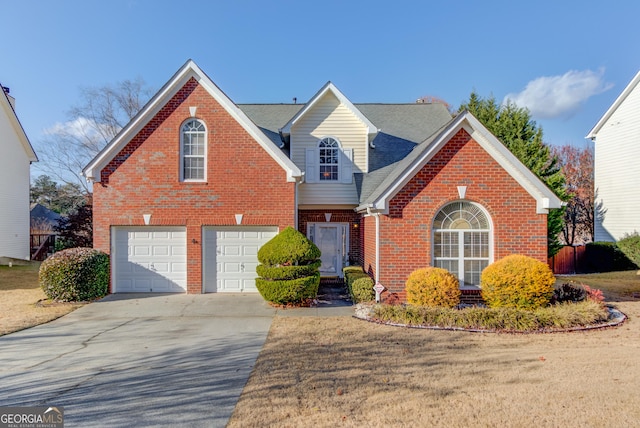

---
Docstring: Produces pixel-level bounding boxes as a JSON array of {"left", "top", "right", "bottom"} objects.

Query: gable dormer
[{"left": 281, "top": 82, "right": 377, "bottom": 183}]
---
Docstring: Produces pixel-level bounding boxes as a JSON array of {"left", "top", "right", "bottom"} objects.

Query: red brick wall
[
  {"left": 376, "top": 128, "right": 548, "bottom": 302},
  {"left": 298, "top": 210, "right": 361, "bottom": 265},
  {"left": 362, "top": 215, "right": 376, "bottom": 278},
  {"left": 93, "top": 78, "right": 296, "bottom": 293}
]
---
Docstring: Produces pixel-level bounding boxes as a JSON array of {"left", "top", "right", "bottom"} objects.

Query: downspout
[{"left": 294, "top": 173, "right": 304, "bottom": 230}]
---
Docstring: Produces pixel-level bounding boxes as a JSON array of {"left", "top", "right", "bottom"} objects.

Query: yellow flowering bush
[
  {"left": 406, "top": 267, "right": 461, "bottom": 308},
  {"left": 481, "top": 254, "right": 555, "bottom": 309}
]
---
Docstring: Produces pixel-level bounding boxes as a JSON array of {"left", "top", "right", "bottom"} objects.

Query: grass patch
[
  {"left": 370, "top": 300, "right": 609, "bottom": 332},
  {"left": 557, "top": 270, "right": 640, "bottom": 301},
  {"left": 229, "top": 306, "right": 640, "bottom": 427},
  {"left": 0, "top": 263, "right": 84, "bottom": 336}
]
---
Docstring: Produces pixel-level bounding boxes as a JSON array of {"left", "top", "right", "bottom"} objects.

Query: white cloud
[
  {"left": 44, "top": 117, "right": 100, "bottom": 138},
  {"left": 504, "top": 69, "right": 613, "bottom": 119}
]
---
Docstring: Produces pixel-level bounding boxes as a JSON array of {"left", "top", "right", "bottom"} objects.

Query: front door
[{"left": 307, "top": 223, "right": 348, "bottom": 277}]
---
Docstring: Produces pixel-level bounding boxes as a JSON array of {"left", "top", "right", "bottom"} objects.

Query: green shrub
[
  {"left": 257, "top": 226, "right": 321, "bottom": 266},
  {"left": 342, "top": 266, "right": 375, "bottom": 303},
  {"left": 617, "top": 232, "right": 640, "bottom": 268},
  {"left": 584, "top": 241, "right": 637, "bottom": 272},
  {"left": 346, "top": 271, "right": 369, "bottom": 289},
  {"left": 255, "top": 273, "right": 320, "bottom": 304},
  {"left": 255, "top": 227, "right": 321, "bottom": 305},
  {"left": 481, "top": 254, "right": 555, "bottom": 310},
  {"left": 256, "top": 261, "right": 321, "bottom": 280},
  {"left": 39, "top": 247, "right": 109, "bottom": 302},
  {"left": 405, "top": 267, "right": 461, "bottom": 308},
  {"left": 351, "top": 276, "right": 375, "bottom": 303}
]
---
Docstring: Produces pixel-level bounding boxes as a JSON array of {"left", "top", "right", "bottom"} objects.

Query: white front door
[{"left": 307, "top": 223, "right": 348, "bottom": 277}]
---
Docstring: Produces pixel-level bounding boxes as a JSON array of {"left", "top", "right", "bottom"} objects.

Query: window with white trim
[
  {"left": 433, "top": 201, "right": 491, "bottom": 287},
  {"left": 181, "top": 119, "right": 206, "bottom": 181},
  {"left": 319, "top": 137, "right": 340, "bottom": 181}
]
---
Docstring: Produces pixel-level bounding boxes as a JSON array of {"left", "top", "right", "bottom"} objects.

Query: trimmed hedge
[
  {"left": 405, "top": 267, "right": 461, "bottom": 308},
  {"left": 343, "top": 266, "right": 375, "bottom": 303},
  {"left": 584, "top": 241, "right": 637, "bottom": 272},
  {"left": 617, "top": 232, "right": 640, "bottom": 269},
  {"left": 351, "top": 276, "right": 375, "bottom": 303},
  {"left": 256, "top": 261, "right": 321, "bottom": 280},
  {"left": 39, "top": 247, "right": 109, "bottom": 302},
  {"left": 257, "top": 227, "right": 321, "bottom": 266},
  {"left": 255, "top": 227, "right": 321, "bottom": 304},
  {"left": 481, "top": 254, "right": 555, "bottom": 310},
  {"left": 255, "top": 273, "right": 320, "bottom": 304}
]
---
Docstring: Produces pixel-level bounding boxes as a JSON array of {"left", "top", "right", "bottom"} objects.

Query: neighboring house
[
  {"left": 587, "top": 71, "right": 640, "bottom": 242},
  {"left": 0, "top": 85, "right": 38, "bottom": 260},
  {"left": 30, "top": 203, "right": 62, "bottom": 232},
  {"left": 83, "top": 60, "right": 561, "bottom": 301}
]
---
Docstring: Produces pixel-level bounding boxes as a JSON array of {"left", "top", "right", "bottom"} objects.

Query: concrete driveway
[{"left": 0, "top": 293, "right": 277, "bottom": 427}]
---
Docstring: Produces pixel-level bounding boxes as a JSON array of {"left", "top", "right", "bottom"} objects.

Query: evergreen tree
[{"left": 460, "top": 92, "right": 567, "bottom": 256}]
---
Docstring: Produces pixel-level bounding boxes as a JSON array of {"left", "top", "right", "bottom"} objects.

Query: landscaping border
[{"left": 353, "top": 304, "right": 627, "bottom": 334}]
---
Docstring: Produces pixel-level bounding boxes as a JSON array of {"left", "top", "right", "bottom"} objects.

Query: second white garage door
[{"left": 203, "top": 226, "right": 278, "bottom": 292}]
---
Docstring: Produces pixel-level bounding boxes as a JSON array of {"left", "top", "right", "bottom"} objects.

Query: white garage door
[
  {"left": 113, "top": 227, "right": 187, "bottom": 293},
  {"left": 203, "top": 226, "right": 278, "bottom": 292}
]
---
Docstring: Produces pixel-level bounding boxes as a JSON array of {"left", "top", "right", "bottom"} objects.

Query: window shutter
[
  {"left": 305, "top": 148, "right": 317, "bottom": 183},
  {"left": 341, "top": 148, "right": 353, "bottom": 184}
]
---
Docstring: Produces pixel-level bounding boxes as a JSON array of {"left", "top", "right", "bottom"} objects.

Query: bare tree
[
  {"left": 416, "top": 95, "right": 454, "bottom": 113},
  {"left": 552, "top": 144, "right": 594, "bottom": 245},
  {"left": 37, "top": 77, "right": 153, "bottom": 193}
]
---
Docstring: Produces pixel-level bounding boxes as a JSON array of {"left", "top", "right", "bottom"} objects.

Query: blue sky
[{"left": 3, "top": 0, "right": 639, "bottom": 179}]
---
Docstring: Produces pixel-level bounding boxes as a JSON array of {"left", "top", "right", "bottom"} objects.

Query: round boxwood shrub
[
  {"left": 481, "top": 254, "right": 555, "bottom": 310},
  {"left": 405, "top": 267, "right": 461, "bottom": 308},
  {"left": 255, "top": 273, "right": 321, "bottom": 304},
  {"left": 256, "top": 227, "right": 321, "bottom": 305},
  {"left": 351, "top": 276, "right": 375, "bottom": 303},
  {"left": 256, "top": 261, "right": 321, "bottom": 280},
  {"left": 257, "top": 226, "right": 321, "bottom": 266},
  {"left": 40, "top": 247, "right": 109, "bottom": 302}
]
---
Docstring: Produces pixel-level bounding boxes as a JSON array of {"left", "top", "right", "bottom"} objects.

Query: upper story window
[
  {"left": 181, "top": 119, "right": 206, "bottom": 181},
  {"left": 319, "top": 137, "right": 340, "bottom": 181},
  {"left": 304, "top": 136, "right": 352, "bottom": 184}
]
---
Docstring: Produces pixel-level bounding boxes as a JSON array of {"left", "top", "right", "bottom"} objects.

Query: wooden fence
[{"left": 548, "top": 245, "right": 586, "bottom": 275}]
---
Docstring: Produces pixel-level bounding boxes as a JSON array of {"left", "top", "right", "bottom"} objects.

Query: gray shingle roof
[{"left": 238, "top": 103, "right": 452, "bottom": 202}]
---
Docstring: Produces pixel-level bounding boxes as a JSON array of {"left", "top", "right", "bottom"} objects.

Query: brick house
[{"left": 83, "top": 60, "right": 562, "bottom": 301}]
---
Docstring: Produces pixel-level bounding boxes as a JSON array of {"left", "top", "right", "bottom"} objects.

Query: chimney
[{"left": 1, "top": 85, "right": 15, "bottom": 109}]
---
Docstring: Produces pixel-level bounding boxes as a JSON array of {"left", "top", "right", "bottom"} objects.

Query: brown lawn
[
  {"left": 3, "top": 264, "right": 640, "bottom": 426},
  {"left": 0, "top": 264, "right": 83, "bottom": 336},
  {"left": 228, "top": 271, "right": 640, "bottom": 428}
]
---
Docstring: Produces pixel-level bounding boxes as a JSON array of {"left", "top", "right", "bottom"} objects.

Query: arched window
[
  {"left": 433, "top": 201, "right": 492, "bottom": 287},
  {"left": 181, "top": 119, "right": 206, "bottom": 181},
  {"left": 318, "top": 137, "right": 340, "bottom": 181}
]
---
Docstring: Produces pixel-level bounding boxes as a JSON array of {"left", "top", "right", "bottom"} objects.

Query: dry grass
[
  {"left": 557, "top": 270, "right": 640, "bottom": 301},
  {"left": 229, "top": 274, "right": 640, "bottom": 428},
  {"left": 0, "top": 264, "right": 83, "bottom": 336}
]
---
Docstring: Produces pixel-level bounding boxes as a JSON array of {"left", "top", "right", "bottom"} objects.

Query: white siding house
[
  {"left": 587, "top": 71, "right": 640, "bottom": 241},
  {"left": 0, "top": 86, "right": 37, "bottom": 259}
]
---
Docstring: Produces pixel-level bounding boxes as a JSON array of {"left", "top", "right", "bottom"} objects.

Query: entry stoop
[
  {"left": 317, "top": 277, "right": 351, "bottom": 305},
  {"left": 461, "top": 289, "right": 484, "bottom": 305}
]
